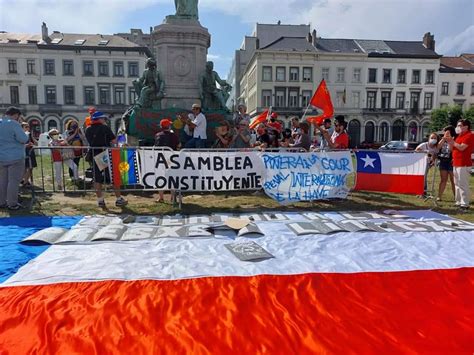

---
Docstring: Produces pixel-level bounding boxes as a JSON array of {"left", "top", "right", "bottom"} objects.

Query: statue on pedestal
[
  {"left": 133, "top": 58, "right": 165, "bottom": 109},
  {"left": 174, "top": 0, "right": 199, "bottom": 20},
  {"left": 199, "top": 61, "right": 232, "bottom": 111}
]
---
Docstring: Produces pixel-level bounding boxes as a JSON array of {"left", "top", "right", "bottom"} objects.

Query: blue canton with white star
[{"left": 355, "top": 151, "right": 382, "bottom": 174}]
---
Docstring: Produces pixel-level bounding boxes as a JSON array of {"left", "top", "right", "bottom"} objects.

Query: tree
[
  {"left": 464, "top": 106, "right": 474, "bottom": 122},
  {"left": 430, "top": 107, "right": 449, "bottom": 132}
]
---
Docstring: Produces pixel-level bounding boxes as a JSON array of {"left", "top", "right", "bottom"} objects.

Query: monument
[{"left": 126, "top": 0, "right": 232, "bottom": 145}]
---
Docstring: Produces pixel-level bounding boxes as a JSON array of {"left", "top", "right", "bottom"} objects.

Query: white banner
[
  {"left": 140, "top": 150, "right": 264, "bottom": 191},
  {"left": 260, "top": 151, "right": 354, "bottom": 204}
]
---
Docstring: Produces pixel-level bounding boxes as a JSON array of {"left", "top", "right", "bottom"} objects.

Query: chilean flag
[
  {"left": 1, "top": 213, "right": 474, "bottom": 353},
  {"left": 354, "top": 151, "right": 427, "bottom": 195}
]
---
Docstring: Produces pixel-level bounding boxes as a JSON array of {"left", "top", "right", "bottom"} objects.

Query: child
[{"left": 48, "top": 129, "right": 78, "bottom": 190}]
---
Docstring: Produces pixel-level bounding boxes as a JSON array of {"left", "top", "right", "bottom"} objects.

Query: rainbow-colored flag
[{"left": 108, "top": 148, "right": 139, "bottom": 187}]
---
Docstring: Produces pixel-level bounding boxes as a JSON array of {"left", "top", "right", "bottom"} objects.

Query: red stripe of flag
[
  {"left": 355, "top": 172, "right": 425, "bottom": 195},
  {"left": 110, "top": 149, "right": 122, "bottom": 188}
]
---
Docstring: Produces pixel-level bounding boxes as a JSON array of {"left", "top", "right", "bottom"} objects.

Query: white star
[{"left": 361, "top": 154, "right": 376, "bottom": 168}]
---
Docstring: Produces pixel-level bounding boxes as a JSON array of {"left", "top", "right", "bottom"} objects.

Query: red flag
[
  {"left": 309, "top": 79, "right": 334, "bottom": 119},
  {"left": 249, "top": 109, "right": 269, "bottom": 129},
  {"left": 306, "top": 115, "right": 325, "bottom": 126}
]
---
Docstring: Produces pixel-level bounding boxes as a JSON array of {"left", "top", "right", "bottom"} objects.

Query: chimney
[
  {"left": 423, "top": 32, "right": 435, "bottom": 51},
  {"left": 41, "top": 22, "right": 49, "bottom": 41},
  {"left": 306, "top": 32, "right": 312, "bottom": 43},
  {"left": 312, "top": 29, "right": 317, "bottom": 47}
]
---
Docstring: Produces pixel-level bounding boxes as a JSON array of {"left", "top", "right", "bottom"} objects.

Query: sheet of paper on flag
[{"left": 353, "top": 151, "right": 427, "bottom": 195}]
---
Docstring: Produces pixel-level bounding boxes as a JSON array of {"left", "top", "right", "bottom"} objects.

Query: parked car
[{"left": 379, "top": 141, "right": 419, "bottom": 151}]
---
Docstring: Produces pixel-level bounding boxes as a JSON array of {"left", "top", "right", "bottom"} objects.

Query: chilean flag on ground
[{"left": 354, "top": 151, "right": 427, "bottom": 195}]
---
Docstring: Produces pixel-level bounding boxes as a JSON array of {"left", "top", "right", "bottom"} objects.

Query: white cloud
[
  {"left": 0, "top": 0, "right": 162, "bottom": 34},
  {"left": 437, "top": 25, "right": 474, "bottom": 55}
]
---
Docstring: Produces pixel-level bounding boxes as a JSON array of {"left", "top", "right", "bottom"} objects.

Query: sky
[{"left": 1, "top": 0, "right": 473, "bottom": 78}]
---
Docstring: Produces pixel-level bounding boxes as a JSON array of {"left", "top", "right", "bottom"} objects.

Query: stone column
[{"left": 152, "top": 18, "right": 210, "bottom": 109}]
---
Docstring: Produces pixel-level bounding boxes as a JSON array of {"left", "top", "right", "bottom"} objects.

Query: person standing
[
  {"left": 233, "top": 104, "right": 250, "bottom": 126},
  {"left": 0, "top": 107, "right": 29, "bottom": 210},
  {"left": 318, "top": 118, "right": 333, "bottom": 150},
  {"left": 447, "top": 119, "right": 474, "bottom": 211},
  {"left": 21, "top": 122, "right": 37, "bottom": 187},
  {"left": 85, "top": 111, "right": 128, "bottom": 208},
  {"left": 184, "top": 103, "right": 207, "bottom": 148},
  {"left": 436, "top": 126, "right": 456, "bottom": 201},
  {"left": 315, "top": 115, "right": 349, "bottom": 149},
  {"left": 155, "top": 118, "right": 179, "bottom": 203},
  {"left": 416, "top": 132, "right": 440, "bottom": 197}
]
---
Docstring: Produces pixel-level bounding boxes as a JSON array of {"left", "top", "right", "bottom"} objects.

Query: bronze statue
[
  {"left": 133, "top": 58, "right": 165, "bottom": 109},
  {"left": 199, "top": 61, "right": 232, "bottom": 111},
  {"left": 174, "top": 0, "right": 199, "bottom": 20}
]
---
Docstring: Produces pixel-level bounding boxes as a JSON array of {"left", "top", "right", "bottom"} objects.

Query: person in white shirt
[
  {"left": 184, "top": 103, "right": 207, "bottom": 148},
  {"left": 415, "top": 132, "right": 440, "bottom": 197}
]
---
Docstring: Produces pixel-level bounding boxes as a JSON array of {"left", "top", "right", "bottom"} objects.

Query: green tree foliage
[{"left": 430, "top": 105, "right": 468, "bottom": 131}]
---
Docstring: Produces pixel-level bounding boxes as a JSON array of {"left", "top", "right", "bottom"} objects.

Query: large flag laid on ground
[
  {"left": 307, "top": 79, "right": 334, "bottom": 125},
  {"left": 1, "top": 212, "right": 473, "bottom": 353},
  {"left": 354, "top": 151, "right": 427, "bottom": 194}
]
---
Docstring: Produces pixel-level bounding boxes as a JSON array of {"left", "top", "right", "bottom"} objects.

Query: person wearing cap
[
  {"left": 314, "top": 115, "right": 349, "bottom": 149},
  {"left": 184, "top": 103, "right": 207, "bottom": 148},
  {"left": 0, "top": 107, "right": 29, "bottom": 210},
  {"left": 154, "top": 118, "right": 179, "bottom": 203},
  {"left": 85, "top": 111, "right": 127, "bottom": 208}
]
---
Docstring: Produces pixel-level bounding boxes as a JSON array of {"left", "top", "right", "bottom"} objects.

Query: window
[
  {"left": 27, "top": 60, "right": 35, "bottom": 74},
  {"left": 28, "top": 86, "right": 37, "bottom": 104},
  {"left": 367, "top": 91, "right": 376, "bottom": 109},
  {"left": 84, "top": 86, "right": 95, "bottom": 105},
  {"left": 322, "top": 68, "right": 329, "bottom": 82},
  {"left": 113, "top": 62, "right": 124, "bottom": 77},
  {"left": 457, "top": 82, "right": 464, "bottom": 95},
  {"left": 63, "top": 60, "right": 74, "bottom": 76},
  {"left": 289, "top": 67, "right": 299, "bottom": 81},
  {"left": 45, "top": 86, "right": 57, "bottom": 104},
  {"left": 382, "top": 69, "right": 391, "bottom": 83},
  {"left": 262, "top": 90, "right": 272, "bottom": 107},
  {"left": 412, "top": 70, "right": 420, "bottom": 84},
  {"left": 426, "top": 70, "right": 434, "bottom": 84},
  {"left": 302, "top": 67, "right": 312, "bottom": 82},
  {"left": 262, "top": 66, "right": 272, "bottom": 81},
  {"left": 410, "top": 92, "right": 420, "bottom": 112},
  {"left": 8, "top": 59, "right": 17, "bottom": 73},
  {"left": 365, "top": 122, "right": 375, "bottom": 143},
  {"left": 441, "top": 82, "right": 449, "bottom": 95},
  {"left": 352, "top": 68, "right": 361, "bottom": 82},
  {"left": 98, "top": 61, "right": 109, "bottom": 76},
  {"left": 352, "top": 91, "right": 360, "bottom": 108},
  {"left": 302, "top": 90, "right": 312, "bottom": 107},
  {"left": 114, "top": 86, "right": 125, "bottom": 105},
  {"left": 288, "top": 89, "right": 299, "bottom": 107},
  {"left": 64, "top": 86, "right": 75, "bottom": 105},
  {"left": 395, "top": 92, "right": 405, "bottom": 109},
  {"left": 83, "top": 61, "right": 94, "bottom": 76},
  {"left": 368, "top": 68, "right": 377, "bottom": 83},
  {"left": 128, "top": 87, "right": 137, "bottom": 105},
  {"left": 471, "top": 82, "right": 474, "bottom": 95},
  {"left": 276, "top": 67, "right": 285, "bottom": 81},
  {"left": 128, "top": 62, "right": 139, "bottom": 77},
  {"left": 44, "top": 59, "right": 55, "bottom": 75},
  {"left": 10, "top": 86, "right": 19, "bottom": 104},
  {"left": 99, "top": 86, "right": 111, "bottom": 105},
  {"left": 381, "top": 91, "right": 391, "bottom": 109},
  {"left": 47, "top": 120, "right": 58, "bottom": 131},
  {"left": 380, "top": 122, "right": 389, "bottom": 142},
  {"left": 424, "top": 92, "right": 433, "bottom": 110},
  {"left": 397, "top": 69, "right": 406, "bottom": 84},
  {"left": 275, "top": 88, "right": 286, "bottom": 107},
  {"left": 336, "top": 68, "right": 345, "bottom": 82},
  {"left": 336, "top": 91, "right": 345, "bottom": 107}
]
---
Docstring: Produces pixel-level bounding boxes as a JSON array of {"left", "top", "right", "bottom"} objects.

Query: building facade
[
  {"left": 0, "top": 23, "right": 151, "bottom": 137},
  {"left": 438, "top": 54, "right": 474, "bottom": 110},
  {"left": 237, "top": 26, "right": 442, "bottom": 146}
]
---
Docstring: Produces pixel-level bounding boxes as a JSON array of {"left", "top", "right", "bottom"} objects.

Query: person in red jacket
[
  {"left": 447, "top": 119, "right": 474, "bottom": 211},
  {"left": 314, "top": 115, "right": 349, "bottom": 149}
]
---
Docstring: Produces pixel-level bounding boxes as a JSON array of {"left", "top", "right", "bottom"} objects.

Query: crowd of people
[
  {"left": 415, "top": 119, "right": 474, "bottom": 211},
  {"left": 0, "top": 104, "right": 472, "bottom": 211}
]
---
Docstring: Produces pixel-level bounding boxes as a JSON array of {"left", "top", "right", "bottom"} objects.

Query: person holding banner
[
  {"left": 314, "top": 115, "right": 349, "bottom": 149},
  {"left": 184, "top": 103, "right": 207, "bottom": 149},
  {"left": 85, "top": 112, "right": 127, "bottom": 209}
]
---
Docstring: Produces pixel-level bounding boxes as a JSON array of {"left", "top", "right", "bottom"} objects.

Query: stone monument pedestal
[{"left": 152, "top": 18, "right": 210, "bottom": 109}]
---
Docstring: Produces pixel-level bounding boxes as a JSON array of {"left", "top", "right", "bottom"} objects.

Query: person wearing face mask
[
  {"left": 446, "top": 119, "right": 474, "bottom": 211},
  {"left": 65, "top": 119, "right": 86, "bottom": 182},
  {"left": 314, "top": 115, "right": 349, "bottom": 149},
  {"left": 416, "top": 132, "right": 439, "bottom": 197},
  {"left": 0, "top": 107, "right": 29, "bottom": 210}
]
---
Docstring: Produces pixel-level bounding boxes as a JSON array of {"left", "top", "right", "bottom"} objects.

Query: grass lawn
[{"left": 2, "top": 163, "right": 473, "bottom": 222}]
